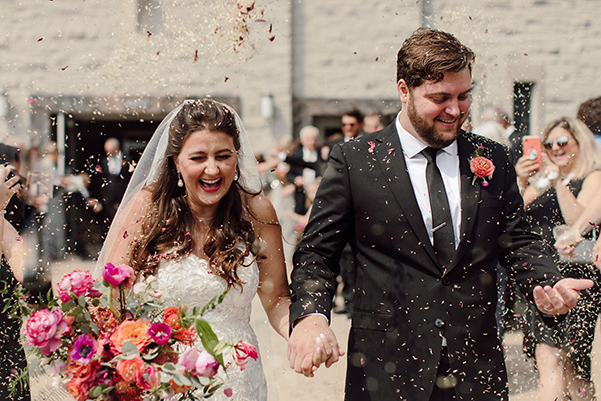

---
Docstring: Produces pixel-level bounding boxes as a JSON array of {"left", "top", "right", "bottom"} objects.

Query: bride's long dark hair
[{"left": 129, "top": 99, "right": 259, "bottom": 288}]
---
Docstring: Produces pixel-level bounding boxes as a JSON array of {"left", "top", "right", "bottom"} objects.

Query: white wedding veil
[{"left": 94, "top": 99, "right": 262, "bottom": 276}]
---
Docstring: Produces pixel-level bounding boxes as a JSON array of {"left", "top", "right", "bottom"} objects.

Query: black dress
[
  {"left": 522, "top": 178, "right": 601, "bottom": 380},
  {"left": 0, "top": 256, "right": 30, "bottom": 400}
]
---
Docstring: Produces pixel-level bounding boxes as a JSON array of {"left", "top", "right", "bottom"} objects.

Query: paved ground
[{"left": 29, "top": 257, "right": 601, "bottom": 400}]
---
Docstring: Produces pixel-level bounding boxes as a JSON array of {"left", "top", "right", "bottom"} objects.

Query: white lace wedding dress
[{"left": 156, "top": 253, "right": 268, "bottom": 401}]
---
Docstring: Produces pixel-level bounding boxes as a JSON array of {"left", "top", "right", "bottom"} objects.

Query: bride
[{"left": 96, "top": 99, "right": 292, "bottom": 400}]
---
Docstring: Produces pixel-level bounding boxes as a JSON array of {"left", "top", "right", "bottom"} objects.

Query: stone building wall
[{"left": 1, "top": 0, "right": 600, "bottom": 156}]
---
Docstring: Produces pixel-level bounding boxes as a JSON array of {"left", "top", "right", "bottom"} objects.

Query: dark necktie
[{"left": 421, "top": 147, "right": 455, "bottom": 267}]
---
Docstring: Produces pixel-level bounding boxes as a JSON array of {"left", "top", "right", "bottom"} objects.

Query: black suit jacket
[
  {"left": 290, "top": 124, "right": 563, "bottom": 401},
  {"left": 90, "top": 156, "right": 132, "bottom": 222},
  {"left": 284, "top": 147, "right": 325, "bottom": 183}
]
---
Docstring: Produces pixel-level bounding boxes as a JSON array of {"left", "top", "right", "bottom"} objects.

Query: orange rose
[
  {"left": 470, "top": 156, "right": 495, "bottom": 179},
  {"left": 163, "top": 307, "right": 197, "bottom": 345},
  {"left": 67, "top": 358, "right": 98, "bottom": 380},
  {"left": 116, "top": 355, "right": 146, "bottom": 383},
  {"left": 66, "top": 377, "right": 90, "bottom": 401},
  {"left": 110, "top": 320, "right": 152, "bottom": 353}
]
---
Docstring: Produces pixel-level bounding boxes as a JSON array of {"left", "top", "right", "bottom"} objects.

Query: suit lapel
[
  {"left": 373, "top": 126, "right": 440, "bottom": 272},
  {"left": 447, "top": 132, "right": 482, "bottom": 272}
]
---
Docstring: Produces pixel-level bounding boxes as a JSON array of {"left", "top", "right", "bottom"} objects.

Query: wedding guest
[
  {"left": 341, "top": 108, "right": 365, "bottom": 141},
  {"left": 364, "top": 112, "right": 384, "bottom": 134},
  {"left": 322, "top": 109, "right": 366, "bottom": 160},
  {"left": 281, "top": 125, "right": 324, "bottom": 215},
  {"left": 89, "top": 137, "right": 132, "bottom": 239},
  {"left": 577, "top": 96, "right": 601, "bottom": 149},
  {"left": 288, "top": 28, "right": 592, "bottom": 401},
  {"left": 0, "top": 164, "right": 30, "bottom": 401},
  {"left": 473, "top": 120, "right": 508, "bottom": 146},
  {"left": 0, "top": 144, "right": 27, "bottom": 232},
  {"left": 554, "top": 194, "right": 601, "bottom": 260},
  {"left": 515, "top": 117, "right": 601, "bottom": 401}
]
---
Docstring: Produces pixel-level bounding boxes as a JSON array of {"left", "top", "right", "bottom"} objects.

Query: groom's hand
[
  {"left": 288, "top": 315, "right": 343, "bottom": 377},
  {"left": 533, "top": 277, "right": 594, "bottom": 315}
]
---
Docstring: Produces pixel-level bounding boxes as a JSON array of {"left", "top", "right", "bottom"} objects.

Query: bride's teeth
[{"left": 201, "top": 178, "right": 221, "bottom": 187}]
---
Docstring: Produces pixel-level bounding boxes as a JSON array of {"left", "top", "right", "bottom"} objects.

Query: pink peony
[
  {"left": 233, "top": 340, "right": 258, "bottom": 371},
  {"left": 178, "top": 348, "right": 199, "bottom": 371},
  {"left": 57, "top": 270, "right": 100, "bottom": 302},
  {"left": 25, "top": 309, "right": 71, "bottom": 356},
  {"left": 195, "top": 350, "right": 219, "bottom": 378},
  {"left": 102, "top": 263, "right": 135, "bottom": 289}
]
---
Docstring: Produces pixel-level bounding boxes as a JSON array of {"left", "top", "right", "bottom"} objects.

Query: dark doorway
[
  {"left": 48, "top": 116, "right": 161, "bottom": 258},
  {"left": 50, "top": 116, "right": 161, "bottom": 175},
  {"left": 513, "top": 82, "right": 534, "bottom": 137}
]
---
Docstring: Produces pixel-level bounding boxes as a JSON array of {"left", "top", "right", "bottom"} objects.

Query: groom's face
[{"left": 398, "top": 67, "right": 472, "bottom": 148}]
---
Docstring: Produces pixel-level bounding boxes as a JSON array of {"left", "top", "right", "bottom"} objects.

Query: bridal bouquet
[{"left": 23, "top": 263, "right": 257, "bottom": 400}]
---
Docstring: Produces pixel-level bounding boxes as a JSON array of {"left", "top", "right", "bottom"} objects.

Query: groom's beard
[{"left": 407, "top": 95, "right": 464, "bottom": 149}]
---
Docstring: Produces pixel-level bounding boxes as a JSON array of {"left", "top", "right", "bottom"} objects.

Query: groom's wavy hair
[
  {"left": 396, "top": 27, "right": 475, "bottom": 89},
  {"left": 129, "top": 99, "right": 259, "bottom": 289}
]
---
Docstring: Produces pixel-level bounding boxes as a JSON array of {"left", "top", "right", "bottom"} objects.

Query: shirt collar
[{"left": 394, "top": 111, "right": 457, "bottom": 158}]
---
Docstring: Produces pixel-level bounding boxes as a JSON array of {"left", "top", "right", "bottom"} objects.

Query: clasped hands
[{"left": 287, "top": 315, "right": 344, "bottom": 377}]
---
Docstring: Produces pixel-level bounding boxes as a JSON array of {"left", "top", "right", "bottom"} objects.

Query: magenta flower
[
  {"left": 102, "top": 263, "right": 135, "bottom": 289},
  {"left": 57, "top": 270, "right": 100, "bottom": 302},
  {"left": 233, "top": 340, "right": 258, "bottom": 371},
  {"left": 148, "top": 323, "right": 172, "bottom": 345},
  {"left": 224, "top": 387, "right": 233, "bottom": 397},
  {"left": 69, "top": 334, "right": 96, "bottom": 363},
  {"left": 195, "top": 350, "right": 219, "bottom": 378},
  {"left": 25, "top": 309, "right": 70, "bottom": 356}
]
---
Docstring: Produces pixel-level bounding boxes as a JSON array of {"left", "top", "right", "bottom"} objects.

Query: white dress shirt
[{"left": 395, "top": 114, "right": 461, "bottom": 249}]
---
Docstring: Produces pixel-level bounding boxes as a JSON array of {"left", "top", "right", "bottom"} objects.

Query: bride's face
[{"left": 174, "top": 129, "right": 238, "bottom": 217}]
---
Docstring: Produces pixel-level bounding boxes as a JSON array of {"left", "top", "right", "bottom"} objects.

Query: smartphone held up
[{"left": 522, "top": 136, "right": 542, "bottom": 172}]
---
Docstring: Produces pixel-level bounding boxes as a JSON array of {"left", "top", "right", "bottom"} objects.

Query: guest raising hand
[
  {"left": 516, "top": 117, "right": 601, "bottom": 401},
  {"left": 0, "top": 164, "right": 30, "bottom": 400}
]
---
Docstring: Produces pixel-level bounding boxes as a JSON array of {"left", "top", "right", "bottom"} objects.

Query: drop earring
[{"left": 177, "top": 172, "right": 184, "bottom": 187}]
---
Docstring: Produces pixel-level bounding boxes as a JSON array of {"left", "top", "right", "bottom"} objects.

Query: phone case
[{"left": 522, "top": 136, "right": 542, "bottom": 171}]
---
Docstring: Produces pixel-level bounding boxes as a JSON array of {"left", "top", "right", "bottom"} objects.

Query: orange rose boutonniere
[{"left": 469, "top": 146, "right": 495, "bottom": 187}]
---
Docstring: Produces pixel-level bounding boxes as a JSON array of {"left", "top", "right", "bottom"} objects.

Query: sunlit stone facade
[{"left": 1, "top": 0, "right": 600, "bottom": 159}]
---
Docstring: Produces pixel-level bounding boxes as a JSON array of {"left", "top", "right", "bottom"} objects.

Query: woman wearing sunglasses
[{"left": 515, "top": 116, "right": 601, "bottom": 401}]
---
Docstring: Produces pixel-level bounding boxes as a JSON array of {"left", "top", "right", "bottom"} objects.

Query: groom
[{"left": 288, "top": 28, "right": 593, "bottom": 401}]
